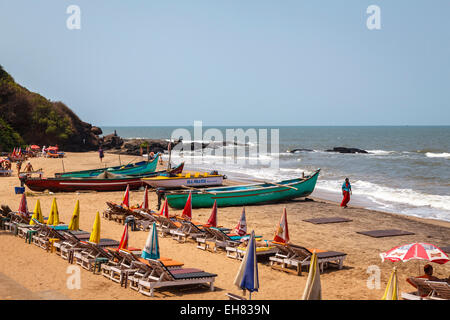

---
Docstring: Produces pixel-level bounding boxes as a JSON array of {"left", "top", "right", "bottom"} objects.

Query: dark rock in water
[
  {"left": 325, "top": 147, "right": 368, "bottom": 154},
  {"left": 108, "top": 138, "right": 181, "bottom": 156},
  {"left": 289, "top": 148, "right": 314, "bottom": 153}
]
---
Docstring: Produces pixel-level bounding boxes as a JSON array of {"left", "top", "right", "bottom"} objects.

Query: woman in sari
[{"left": 340, "top": 178, "right": 352, "bottom": 208}]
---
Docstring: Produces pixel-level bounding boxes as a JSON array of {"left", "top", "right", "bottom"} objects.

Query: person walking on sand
[
  {"left": 340, "top": 177, "right": 352, "bottom": 208},
  {"left": 98, "top": 147, "right": 104, "bottom": 162}
]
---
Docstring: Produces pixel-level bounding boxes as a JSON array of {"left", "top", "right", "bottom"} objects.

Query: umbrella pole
[{"left": 249, "top": 292, "right": 252, "bottom": 300}]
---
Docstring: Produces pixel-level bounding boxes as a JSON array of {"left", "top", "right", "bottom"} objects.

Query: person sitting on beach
[
  {"left": 340, "top": 177, "right": 352, "bottom": 208},
  {"left": 24, "top": 162, "right": 33, "bottom": 172},
  {"left": 406, "top": 264, "right": 441, "bottom": 289}
]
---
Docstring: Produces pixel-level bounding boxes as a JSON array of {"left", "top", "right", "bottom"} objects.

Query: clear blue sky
[{"left": 1, "top": 0, "right": 449, "bottom": 126}]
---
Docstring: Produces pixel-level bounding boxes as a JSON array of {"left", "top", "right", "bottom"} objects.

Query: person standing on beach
[
  {"left": 340, "top": 178, "right": 352, "bottom": 208},
  {"left": 98, "top": 147, "right": 104, "bottom": 162}
]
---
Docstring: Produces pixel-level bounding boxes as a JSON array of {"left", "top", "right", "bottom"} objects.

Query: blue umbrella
[
  {"left": 141, "top": 222, "right": 160, "bottom": 260},
  {"left": 233, "top": 230, "right": 259, "bottom": 299}
]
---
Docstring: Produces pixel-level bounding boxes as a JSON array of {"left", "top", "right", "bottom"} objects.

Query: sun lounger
[
  {"left": 425, "top": 281, "right": 450, "bottom": 300},
  {"left": 226, "top": 240, "right": 278, "bottom": 260},
  {"left": 170, "top": 220, "right": 205, "bottom": 243},
  {"left": 153, "top": 216, "right": 182, "bottom": 237},
  {"left": 226, "top": 293, "right": 247, "bottom": 300},
  {"left": 269, "top": 242, "right": 347, "bottom": 276},
  {"left": 74, "top": 241, "right": 114, "bottom": 272},
  {"left": 136, "top": 259, "right": 217, "bottom": 297}
]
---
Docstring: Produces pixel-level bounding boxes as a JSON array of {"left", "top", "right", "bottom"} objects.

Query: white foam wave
[
  {"left": 425, "top": 152, "right": 450, "bottom": 159},
  {"left": 367, "top": 150, "right": 396, "bottom": 156}
]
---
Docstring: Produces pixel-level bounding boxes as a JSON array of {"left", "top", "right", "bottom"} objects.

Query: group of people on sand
[
  {"left": 15, "top": 160, "right": 33, "bottom": 176},
  {"left": 0, "top": 159, "right": 11, "bottom": 170}
]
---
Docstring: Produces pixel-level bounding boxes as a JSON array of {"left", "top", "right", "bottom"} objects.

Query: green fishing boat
[
  {"left": 164, "top": 169, "right": 320, "bottom": 208},
  {"left": 55, "top": 153, "right": 160, "bottom": 178}
]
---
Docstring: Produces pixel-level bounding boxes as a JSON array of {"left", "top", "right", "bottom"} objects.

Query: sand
[{"left": 0, "top": 151, "right": 449, "bottom": 300}]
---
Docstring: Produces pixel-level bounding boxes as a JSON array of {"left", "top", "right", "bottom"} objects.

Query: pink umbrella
[
  {"left": 141, "top": 186, "right": 149, "bottom": 210},
  {"left": 181, "top": 192, "right": 192, "bottom": 221},
  {"left": 380, "top": 243, "right": 449, "bottom": 265}
]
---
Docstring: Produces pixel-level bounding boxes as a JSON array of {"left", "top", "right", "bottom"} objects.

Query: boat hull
[
  {"left": 25, "top": 163, "right": 184, "bottom": 193},
  {"left": 55, "top": 153, "right": 160, "bottom": 178},
  {"left": 143, "top": 175, "right": 224, "bottom": 189},
  {"left": 165, "top": 169, "right": 320, "bottom": 208}
]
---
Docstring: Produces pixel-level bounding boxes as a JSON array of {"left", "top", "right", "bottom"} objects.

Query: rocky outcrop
[
  {"left": 288, "top": 148, "right": 314, "bottom": 153},
  {"left": 106, "top": 138, "right": 181, "bottom": 155},
  {"left": 325, "top": 147, "right": 368, "bottom": 154}
]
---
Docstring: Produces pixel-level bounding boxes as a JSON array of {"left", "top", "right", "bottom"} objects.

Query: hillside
[{"left": 0, "top": 65, "right": 101, "bottom": 152}]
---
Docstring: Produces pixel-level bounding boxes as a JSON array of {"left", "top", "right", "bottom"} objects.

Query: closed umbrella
[
  {"left": 47, "top": 198, "right": 60, "bottom": 226},
  {"left": 29, "top": 199, "right": 43, "bottom": 225},
  {"left": 233, "top": 230, "right": 259, "bottom": 299},
  {"left": 141, "top": 222, "right": 160, "bottom": 260},
  {"left": 160, "top": 198, "right": 169, "bottom": 218},
  {"left": 273, "top": 207, "right": 289, "bottom": 244},
  {"left": 68, "top": 200, "right": 80, "bottom": 230},
  {"left": 234, "top": 207, "right": 247, "bottom": 236},
  {"left": 121, "top": 185, "right": 130, "bottom": 208},
  {"left": 141, "top": 186, "right": 149, "bottom": 210},
  {"left": 206, "top": 200, "right": 218, "bottom": 227},
  {"left": 89, "top": 212, "right": 101, "bottom": 244},
  {"left": 118, "top": 222, "right": 129, "bottom": 251},
  {"left": 381, "top": 267, "right": 398, "bottom": 300},
  {"left": 181, "top": 192, "right": 192, "bottom": 220},
  {"left": 18, "top": 193, "right": 28, "bottom": 216},
  {"left": 301, "top": 251, "right": 322, "bottom": 300}
]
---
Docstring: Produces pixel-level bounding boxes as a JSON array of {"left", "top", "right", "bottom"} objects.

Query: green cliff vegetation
[{"left": 0, "top": 65, "right": 100, "bottom": 152}]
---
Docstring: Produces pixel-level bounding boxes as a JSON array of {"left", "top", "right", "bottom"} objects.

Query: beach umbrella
[
  {"left": 118, "top": 222, "right": 129, "bottom": 251},
  {"left": 141, "top": 222, "right": 160, "bottom": 260},
  {"left": 159, "top": 198, "right": 169, "bottom": 218},
  {"left": 140, "top": 186, "right": 149, "bottom": 210},
  {"left": 381, "top": 267, "right": 399, "bottom": 300},
  {"left": 301, "top": 251, "right": 322, "bottom": 300},
  {"left": 234, "top": 207, "right": 247, "bottom": 236},
  {"left": 29, "top": 199, "right": 44, "bottom": 225},
  {"left": 47, "top": 198, "right": 60, "bottom": 226},
  {"left": 233, "top": 230, "right": 259, "bottom": 299},
  {"left": 121, "top": 185, "right": 130, "bottom": 208},
  {"left": 273, "top": 207, "right": 290, "bottom": 244},
  {"left": 206, "top": 200, "right": 218, "bottom": 227},
  {"left": 380, "top": 243, "right": 449, "bottom": 265},
  {"left": 181, "top": 192, "right": 192, "bottom": 220},
  {"left": 89, "top": 212, "right": 101, "bottom": 244},
  {"left": 18, "top": 193, "right": 29, "bottom": 216},
  {"left": 68, "top": 200, "right": 80, "bottom": 231}
]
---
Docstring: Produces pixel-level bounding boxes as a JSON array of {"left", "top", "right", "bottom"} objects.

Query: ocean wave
[
  {"left": 425, "top": 152, "right": 450, "bottom": 159},
  {"left": 366, "top": 150, "right": 396, "bottom": 156}
]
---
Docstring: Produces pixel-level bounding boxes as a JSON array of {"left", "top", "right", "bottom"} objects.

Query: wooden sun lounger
[
  {"left": 425, "top": 281, "right": 450, "bottom": 300},
  {"left": 74, "top": 241, "right": 113, "bottom": 272},
  {"left": 269, "top": 243, "right": 347, "bottom": 276},
  {"left": 153, "top": 216, "right": 182, "bottom": 237},
  {"left": 226, "top": 241, "right": 278, "bottom": 260},
  {"left": 170, "top": 220, "right": 205, "bottom": 243},
  {"left": 136, "top": 259, "right": 217, "bottom": 297}
]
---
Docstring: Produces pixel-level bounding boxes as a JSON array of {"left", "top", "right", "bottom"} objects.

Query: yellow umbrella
[
  {"left": 89, "top": 212, "right": 101, "bottom": 244},
  {"left": 301, "top": 251, "right": 322, "bottom": 300},
  {"left": 47, "top": 198, "right": 60, "bottom": 226},
  {"left": 29, "top": 199, "right": 44, "bottom": 225},
  {"left": 68, "top": 200, "right": 80, "bottom": 231},
  {"left": 381, "top": 267, "right": 398, "bottom": 300}
]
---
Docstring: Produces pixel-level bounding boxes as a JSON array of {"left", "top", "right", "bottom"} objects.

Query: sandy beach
[{"left": 0, "top": 151, "right": 449, "bottom": 300}]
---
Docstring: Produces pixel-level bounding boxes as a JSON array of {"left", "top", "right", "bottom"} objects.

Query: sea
[{"left": 102, "top": 126, "right": 450, "bottom": 222}]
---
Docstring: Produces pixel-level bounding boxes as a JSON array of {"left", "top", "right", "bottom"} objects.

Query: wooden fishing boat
[
  {"left": 163, "top": 169, "right": 320, "bottom": 208},
  {"left": 143, "top": 172, "right": 225, "bottom": 189},
  {"left": 23, "top": 162, "right": 184, "bottom": 193},
  {"left": 54, "top": 153, "right": 160, "bottom": 178}
]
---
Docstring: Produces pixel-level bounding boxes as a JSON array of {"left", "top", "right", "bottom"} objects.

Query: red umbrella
[
  {"left": 18, "top": 193, "right": 29, "bottom": 216},
  {"left": 30, "top": 145, "right": 40, "bottom": 149},
  {"left": 121, "top": 185, "right": 130, "bottom": 208},
  {"left": 181, "top": 192, "right": 192, "bottom": 220},
  {"left": 140, "top": 186, "right": 149, "bottom": 210},
  {"left": 160, "top": 198, "right": 169, "bottom": 218},
  {"left": 117, "top": 223, "right": 129, "bottom": 251},
  {"left": 234, "top": 207, "right": 247, "bottom": 236},
  {"left": 380, "top": 243, "right": 449, "bottom": 265},
  {"left": 206, "top": 200, "right": 218, "bottom": 227},
  {"left": 273, "top": 207, "right": 290, "bottom": 244}
]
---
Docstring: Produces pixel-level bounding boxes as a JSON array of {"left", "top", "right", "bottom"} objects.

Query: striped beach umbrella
[
  {"left": 301, "top": 251, "right": 322, "bottom": 300},
  {"left": 141, "top": 186, "right": 149, "bottom": 210},
  {"left": 234, "top": 230, "right": 259, "bottom": 299},
  {"left": 18, "top": 193, "right": 28, "bottom": 216},
  {"left": 118, "top": 222, "right": 129, "bottom": 251},
  {"left": 121, "top": 185, "right": 130, "bottom": 208},
  {"left": 206, "top": 200, "right": 218, "bottom": 227},
  {"left": 381, "top": 267, "right": 399, "bottom": 300},
  {"left": 68, "top": 200, "right": 80, "bottom": 231},
  {"left": 234, "top": 207, "right": 247, "bottom": 236},
  {"left": 181, "top": 192, "right": 192, "bottom": 220},
  {"left": 380, "top": 243, "right": 449, "bottom": 265},
  {"left": 141, "top": 222, "right": 160, "bottom": 260},
  {"left": 89, "top": 212, "right": 101, "bottom": 244},
  {"left": 160, "top": 198, "right": 169, "bottom": 218},
  {"left": 273, "top": 207, "right": 290, "bottom": 244}
]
